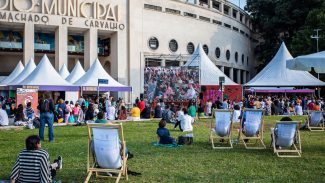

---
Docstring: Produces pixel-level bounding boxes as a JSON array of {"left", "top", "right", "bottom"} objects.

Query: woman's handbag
[{"left": 68, "top": 115, "right": 75, "bottom": 123}]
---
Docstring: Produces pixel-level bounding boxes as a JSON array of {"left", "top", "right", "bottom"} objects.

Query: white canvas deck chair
[
  {"left": 210, "top": 109, "right": 233, "bottom": 149},
  {"left": 306, "top": 111, "right": 324, "bottom": 131},
  {"left": 238, "top": 109, "right": 266, "bottom": 149},
  {"left": 271, "top": 121, "right": 302, "bottom": 157},
  {"left": 85, "top": 123, "right": 128, "bottom": 183}
]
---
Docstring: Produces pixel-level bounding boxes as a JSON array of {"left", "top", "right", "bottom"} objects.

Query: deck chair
[
  {"left": 85, "top": 123, "right": 128, "bottom": 183},
  {"left": 271, "top": 121, "right": 302, "bottom": 157},
  {"left": 306, "top": 111, "right": 324, "bottom": 131},
  {"left": 238, "top": 109, "right": 266, "bottom": 149},
  {"left": 210, "top": 109, "right": 233, "bottom": 149}
]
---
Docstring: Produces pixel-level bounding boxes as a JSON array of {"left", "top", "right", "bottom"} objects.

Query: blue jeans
[{"left": 39, "top": 112, "right": 54, "bottom": 141}]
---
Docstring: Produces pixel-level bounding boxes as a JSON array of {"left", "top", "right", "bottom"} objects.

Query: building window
[
  {"left": 212, "top": 1, "right": 221, "bottom": 11},
  {"left": 199, "top": 16, "right": 210, "bottom": 22},
  {"left": 187, "top": 42, "right": 195, "bottom": 54},
  {"left": 165, "top": 8, "right": 181, "bottom": 15},
  {"left": 232, "top": 9, "right": 238, "bottom": 19},
  {"left": 144, "top": 4, "right": 162, "bottom": 12},
  {"left": 226, "top": 50, "right": 230, "bottom": 61},
  {"left": 148, "top": 37, "right": 159, "bottom": 50},
  {"left": 184, "top": 12, "right": 197, "bottom": 18},
  {"left": 203, "top": 45, "right": 209, "bottom": 55},
  {"left": 212, "top": 20, "right": 222, "bottom": 25},
  {"left": 240, "top": 30, "right": 245, "bottom": 35},
  {"left": 169, "top": 39, "right": 178, "bottom": 52},
  {"left": 242, "top": 54, "right": 244, "bottom": 64},
  {"left": 215, "top": 47, "right": 221, "bottom": 58},
  {"left": 224, "top": 23, "right": 231, "bottom": 29},
  {"left": 235, "top": 52, "right": 238, "bottom": 62},
  {"left": 224, "top": 5, "right": 230, "bottom": 15},
  {"left": 233, "top": 27, "right": 239, "bottom": 32}
]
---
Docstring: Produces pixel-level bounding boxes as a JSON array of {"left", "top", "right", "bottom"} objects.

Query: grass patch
[{"left": 0, "top": 116, "right": 324, "bottom": 182}]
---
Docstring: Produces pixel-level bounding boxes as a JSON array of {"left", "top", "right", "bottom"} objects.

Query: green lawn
[{"left": 0, "top": 116, "right": 325, "bottom": 182}]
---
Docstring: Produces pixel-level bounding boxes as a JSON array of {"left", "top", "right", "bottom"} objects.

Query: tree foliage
[{"left": 245, "top": 0, "right": 324, "bottom": 71}]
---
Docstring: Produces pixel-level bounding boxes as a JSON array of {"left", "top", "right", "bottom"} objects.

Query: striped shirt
[{"left": 11, "top": 149, "right": 52, "bottom": 183}]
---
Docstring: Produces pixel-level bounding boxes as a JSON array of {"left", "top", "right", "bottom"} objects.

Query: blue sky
[{"left": 229, "top": 0, "right": 247, "bottom": 9}]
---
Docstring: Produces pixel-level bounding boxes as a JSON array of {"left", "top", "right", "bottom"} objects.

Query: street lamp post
[
  {"left": 311, "top": 29, "right": 321, "bottom": 79},
  {"left": 311, "top": 29, "right": 321, "bottom": 98}
]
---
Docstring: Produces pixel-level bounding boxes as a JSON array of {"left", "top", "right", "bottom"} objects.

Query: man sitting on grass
[{"left": 10, "top": 135, "right": 62, "bottom": 183}]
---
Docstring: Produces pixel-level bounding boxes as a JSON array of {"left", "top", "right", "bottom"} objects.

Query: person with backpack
[{"left": 37, "top": 93, "right": 55, "bottom": 142}]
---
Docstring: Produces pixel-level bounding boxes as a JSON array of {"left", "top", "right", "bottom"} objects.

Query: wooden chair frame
[
  {"left": 238, "top": 109, "right": 266, "bottom": 149},
  {"left": 271, "top": 121, "right": 302, "bottom": 158},
  {"left": 85, "top": 123, "right": 128, "bottom": 183},
  {"left": 306, "top": 110, "right": 324, "bottom": 131},
  {"left": 210, "top": 109, "right": 234, "bottom": 149}
]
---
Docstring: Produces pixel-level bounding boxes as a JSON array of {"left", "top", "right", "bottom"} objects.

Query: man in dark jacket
[
  {"left": 37, "top": 93, "right": 55, "bottom": 142},
  {"left": 154, "top": 103, "right": 162, "bottom": 118}
]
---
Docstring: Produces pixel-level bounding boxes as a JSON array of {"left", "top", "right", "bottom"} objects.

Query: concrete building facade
[{"left": 0, "top": 0, "right": 258, "bottom": 100}]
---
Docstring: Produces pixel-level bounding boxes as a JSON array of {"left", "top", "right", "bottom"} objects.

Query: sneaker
[{"left": 57, "top": 156, "right": 63, "bottom": 169}]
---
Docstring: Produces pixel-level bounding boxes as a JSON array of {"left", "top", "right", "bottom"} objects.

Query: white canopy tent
[
  {"left": 17, "top": 55, "right": 78, "bottom": 91},
  {"left": 183, "top": 43, "right": 237, "bottom": 85},
  {"left": 59, "top": 64, "right": 70, "bottom": 79},
  {"left": 0, "top": 61, "right": 24, "bottom": 85},
  {"left": 74, "top": 58, "right": 131, "bottom": 91},
  {"left": 287, "top": 51, "right": 325, "bottom": 73},
  {"left": 245, "top": 42, "right": 325, "bottom": 87},
  {"left": 65, "top": 61, "right": 85, "bottom": 84},
  {"left": 8, "top": 58, "right": 36, "bottom": 85}
]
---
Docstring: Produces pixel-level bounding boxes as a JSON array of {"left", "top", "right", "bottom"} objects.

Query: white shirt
[
  {"left": 206, "top": 102, "right": 212, "bottom": 114},
  {"left": 176, "top": 110, "right": 184, "bottom": 121},
  {"left": 0, "top": 108, "right": 9, "bottom": 126},
  {"left": 232, "top": 110, "right": 241, "bottom": 123},
  {"left": 294, "top": 105, "right": 303, "bottom": 115},
  {"left": 107, "top": 106, "right": 116, "bottom": 120},
  {"left": 180, "top": 114, "right": 194, "bottom": 132}
]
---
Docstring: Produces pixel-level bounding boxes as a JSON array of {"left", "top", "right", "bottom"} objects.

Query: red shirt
[{"left": 138, "top": 101, "right": 145, "bottom": 112}]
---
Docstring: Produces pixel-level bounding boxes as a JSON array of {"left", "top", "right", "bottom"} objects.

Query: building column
[
  {"left": 179, "top": 61, "right": 184, "bottom": 66},
  {"left": 237, "top": 69, "right": 241, "bottom": 84},
  {"left": 55, "top": 26, "right": 68, "bottom": 71},
  {"left": 208, "top": 0, "right": 212, "bottom": 8},
  {"left": 242, "top": 70, "right": 247, "bottom": 84},
  {"left": 220, "top": 66, "right": 225, "bottom": 72},
  {"left": 195, "top": 0, "right": 199, "bottom": 5},
  {"left": 247, "top": 72, "right": 250, "bottom": 81},
  {"left": 84, "top": 28, "right": 98, "bottom": 70},
  {"left": 161, "top": 59, "right": 166, "bottom": 67},
  {"left": 229, "top": 67, "right": 234, "bottom": 80},
  {"left": 24, "top": 23, "right": 34, "bottom": 65}
]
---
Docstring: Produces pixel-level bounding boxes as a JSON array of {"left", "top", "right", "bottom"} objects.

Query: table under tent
[{"left": 244, "top": 42, "right": 325, "bottom": 97}]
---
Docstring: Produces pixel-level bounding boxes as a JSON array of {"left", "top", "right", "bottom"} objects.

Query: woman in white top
[
  {"left": 0, "top": 104, "right": 9, "bottom": 126},
  {"left": 294, "top": 103, "right": 303, "bottom": 116},
  {"left": 206, "top": 99, "right": 212, "bottom": 116}
]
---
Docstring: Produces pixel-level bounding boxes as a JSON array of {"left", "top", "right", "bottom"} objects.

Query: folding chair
[
  {"left": 210, "top": 109, "right": 233, "bottom": 149},
  {"left": 238, "top": 109, "right": 266, "bottom": 149},
  {"left": 271, "top": 121, "right": 302, "bottom": 157},
  {"left": 306, "top": 111, "right": 324, "bottom": 131},
  {"left": 85, "top": 123, "right": 128, "bottom": 183}
]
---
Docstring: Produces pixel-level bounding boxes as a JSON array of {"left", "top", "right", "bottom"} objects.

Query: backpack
[{"left": 41, "top": 99, "right": 50, "bottom": 112}]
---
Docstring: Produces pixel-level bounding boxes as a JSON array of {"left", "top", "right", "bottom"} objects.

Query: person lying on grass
[
  {"left": 10, "top": 135, "right": 62, "bottom": 183},
  {"left": 157, "top": 119, "right": 176, "bottom": 144}
]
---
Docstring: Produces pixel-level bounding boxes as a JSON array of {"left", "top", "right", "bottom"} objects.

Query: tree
[
  {"left": 291, "top": 2, "right": 325, "bottom": 56},
  {"left": 245, "top": 0, "right": 324, "bottom": 71}
]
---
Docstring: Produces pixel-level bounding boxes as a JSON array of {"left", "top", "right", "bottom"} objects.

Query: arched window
[
  {"left": 148, "top": 37, "right": 159, "bottom": 50},
  {"left": 169, "top": 39, "right": 178, "bottom": 52},
  {"left": 226, "top": 50, "right": 230, "bottom": 61},
  {"left": 203, "top": 44, "right": 209, "bottom": 55},
  {"left": 187, "top": 42, "right": 195, "bottom": 54},
  {"left": 241, "top": 54, "right": 244, "bottom": 64},
  {"left": 215, "top": 47, "right": 221, "bottom": 58},
  {"left": 235, "top": 52, "right": 238, "bottom": 62}
]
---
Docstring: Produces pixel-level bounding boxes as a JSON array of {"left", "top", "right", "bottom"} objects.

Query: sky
[{"left": 229, "top": 0, "right": 247, "bottom": 10}]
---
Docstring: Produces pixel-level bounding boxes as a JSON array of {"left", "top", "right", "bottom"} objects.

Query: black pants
[{"left": 174, "top": 120, "right": 183, "bottom": 131}]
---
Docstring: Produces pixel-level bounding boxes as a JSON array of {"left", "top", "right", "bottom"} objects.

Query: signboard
[
  {"left": 16, "top": 88, "right": 38, "bottom": 115},
  {"left": 98, "top": 79, "right": 109, "bottom": 85}
]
